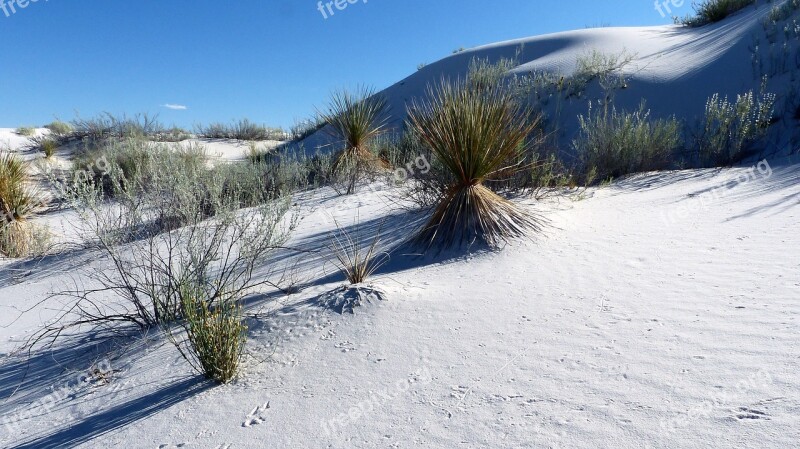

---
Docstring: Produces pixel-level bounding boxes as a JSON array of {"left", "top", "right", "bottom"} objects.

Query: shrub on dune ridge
[
  {"left": 15, "top": 127, "right": 36, "bottom": 137},
  {"left": 677, "top": 0, "right": 756, "bottom": 27},
  {"left": 319, "top": 86, "right": 389, "bottom": 195},
  {"left": 407, "top": 80, "right": 544, "bottom": 249}
]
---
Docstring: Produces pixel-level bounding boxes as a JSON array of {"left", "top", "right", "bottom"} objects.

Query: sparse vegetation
[
  {"left": 676, "top": 0, "right": 756, "bottom": 27},
  {"left": 15, "top": 127, "right": 36, "bottom": 137},
  {"left": 44, "top": 120, "right": 73, "bottom": 135},
  {"left": 329, "top": 216, "right": 388, "bottom": 285},
  {"left": 407, "top": 79, "right": 543, "bottom": 249},
  {"left": 319, "top": 86, "right": 389, "bottom": 195},
  {"left": 697, "top": 80, "right": 776, "bottom": 165},
  {"left": 574, "top": 102, "right": 682, "bottom": 181},
  {"left": 40, "top": 139, "right": 58, "bottom": 159},
  {"left": 290, "top": 117, "right": 326, "bottom": 141},
  {"left": 198, "top": 119, "right": 287, "bottom": 141}
]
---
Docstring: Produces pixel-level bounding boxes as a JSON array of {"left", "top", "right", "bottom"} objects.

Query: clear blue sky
[{"left": 0, "top": 0, "right": 684, "bottom": 129}]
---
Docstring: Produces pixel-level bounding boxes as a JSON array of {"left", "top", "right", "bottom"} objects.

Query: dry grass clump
[
  {"left": 407, "top": 80, "right": 543, "bottom": 249},
  {"left": 319, "top": 86, "right": 389, "bottom": 194},
  {"left": 0, "top": 152, "right": 46, "bottom": 257},
  {"left": 15, "top": 127, "right": 36, "bottom": 137}
]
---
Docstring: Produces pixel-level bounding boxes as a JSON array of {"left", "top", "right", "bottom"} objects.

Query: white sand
[{"left": 1, "top": 3, "right": 799, "bottom": 448}]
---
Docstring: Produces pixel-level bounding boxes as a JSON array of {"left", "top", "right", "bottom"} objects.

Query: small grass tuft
[
  {"left": 329, "top": 216, "right": 389, "bottom": 285},
  {"left": 15, "top": 127, "right": 36, "bottom": 137}
]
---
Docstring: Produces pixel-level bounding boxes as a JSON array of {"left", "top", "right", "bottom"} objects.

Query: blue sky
[{"left": 0, "top": 0, "right": 686, "bottom": 129}]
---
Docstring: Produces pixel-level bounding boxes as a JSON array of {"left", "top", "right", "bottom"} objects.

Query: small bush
[
  {"left": 15, "top": 127, "right": 36, "bottom": 137},
  {"left": 176, "top": 284, "right": 247, "bottom": 384},
  {"left": 319, "top": 86, "right": 389, "bottom": 195},
  {"left": 45, "top": 121, "right": 73, "bottom": 135},
  {"left": 697, "top": 80, "right": 775, "bottom": 165},
  {"left": 407, "top": 79, "right": 543, "bottom": 249},
  {"left": 677, "top": 0, "right": 756, "bottom": 27},
  {"left": 574, "top": 102, "right": 682, "bottom": 181},
  {"left": 41, "top": 139, "right": 58, "bottom": 159}
]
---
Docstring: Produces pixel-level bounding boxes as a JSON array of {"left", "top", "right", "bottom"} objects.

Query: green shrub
[
  {"left": 290, "top": 117, "right": 326, "bottom": 141},
  {"left": 697, "top": 81, "right": 775, "bottom": 165},
  {"left": 15, "top": 127, "right": 36, "bottom": 137},
  {"left": 45, "top": 121, "right": 73, "bottom": 135},
  {"left": 40, "top": 139, "right": 58, "bottom": 159},
  {"left": 574, "top": 102, "right": 682, "bottom": 181},
  {"left": 319, "top": 86, "right": 389, "bottom": 195},
  {"left": 177, "top": 284, "right": 247, "bottom": 384},
  {"left": 677, "top": 0, "right": 756, "bottom": 27},
  {"left": 407, "top": 79, "right": 543, "bottom": 249},
  {"left": 198, "top": 119, "right": 286, "bottom": 141}
]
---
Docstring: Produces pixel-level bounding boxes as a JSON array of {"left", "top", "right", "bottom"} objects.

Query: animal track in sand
[
  {"left": 243, "top": 402, "right": 270, "bottom": 427},
  {"left": 735, "top": 407, "right": 770, "bottom": 420}
]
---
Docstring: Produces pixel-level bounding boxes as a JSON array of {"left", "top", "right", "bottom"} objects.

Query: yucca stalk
[
  {"left": 407, "top": 80, "right": 542, "bottom": 249},
  {"left": 329, "top": 216, "right": 389, "bottom": 284},
  {"left": 319, "top": 86, "right": 389, "bottom": 194}
]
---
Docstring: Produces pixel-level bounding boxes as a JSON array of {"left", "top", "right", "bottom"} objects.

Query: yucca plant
[
  {"left": 319, "top": 86, "right": 389, "bottom": 194},
  {"left": 329, "top": 216, "right": 389, "bottom": 284},
  {"left": 407, "top": 80, "right": 543, "bottom": 249},
  {"left": 0, "top": 152, "right": 44, "bottom": 257}
]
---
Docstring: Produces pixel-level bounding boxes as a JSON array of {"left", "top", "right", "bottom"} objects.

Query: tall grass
[
  {"left": 407, "top": 80, "right": 543, "bottom": 249},
  {"left": 329, "top": 216, "right": 388, "bottom": 285},
  {"left": 319, "top": 86, "right": 389, "bottom": 194}
]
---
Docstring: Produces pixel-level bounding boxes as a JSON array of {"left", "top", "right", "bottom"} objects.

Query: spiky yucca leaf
[
  {"left": 0, "top": 152, "right": 42, "bottom": 224},
  {"left": 407, "top": 80, "right": 542, "bottom": 248},
  {"left": 329, "top": 216, "right": 389, "bottom": 285},
  {"left": 319, "top": 87, "right": 389, "bottom": 194}
]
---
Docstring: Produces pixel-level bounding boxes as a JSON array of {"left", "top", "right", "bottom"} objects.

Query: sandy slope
[
  {"left": 1, "top": 154, "right": 798, "bottom": 448},
  {"left": 300, "top": 2, "right": 798, "bottom": 159}
]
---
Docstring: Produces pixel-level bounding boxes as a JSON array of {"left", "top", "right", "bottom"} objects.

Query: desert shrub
[
  {"left": 697, "top": 81, "right": 776, "bottom": 165},
  {"left": 198, "top": 119, "right": 286, "bottom": 141},
  {"left": 71, "top": 113, "right": 166, "bottom": 141},
  {"left": 45, "top": 120, "right": 73, "bottom": 135},
  {"left": 574, "top": 102, "right": 682, "bottom": 181},
  {"left": 407, "top": 79, "right": 543, "bottom": 249},
  {"left": 40, "top": 139, "right": 58, "bottom": 159},
  {"left": 677, "top": 0, "right": 756, "bottom": 27},
  {"left": 573, "top": 49, "right": 635, "bottom": 94},
  {"left": 319, "top": 86, "right": 389, "bottom": 195},
  {"left": 15, "top": 127, "right": 36, "bottom": 137},
  {"left": 290, "top": 117, "right": 326, "bottom": 141},
  {"left": 173, "top": 283, "right": 247, "bottom": 384},
  {"left": 43, "top": 140, "right": 294, "bottom": 331},
  {"left": 329, "top": 216, "right": 388, "bottom": 285},
  {"left": 0, "top": 152, "right": 46, "bottom": 258}
]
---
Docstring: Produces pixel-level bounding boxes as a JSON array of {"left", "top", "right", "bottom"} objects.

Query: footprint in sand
[
  {"left": 735, "top": 407, "right": 770, "bottom": 420},
  {"left": 243, "top": 402, "right": 270, "bottom": 427}
]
